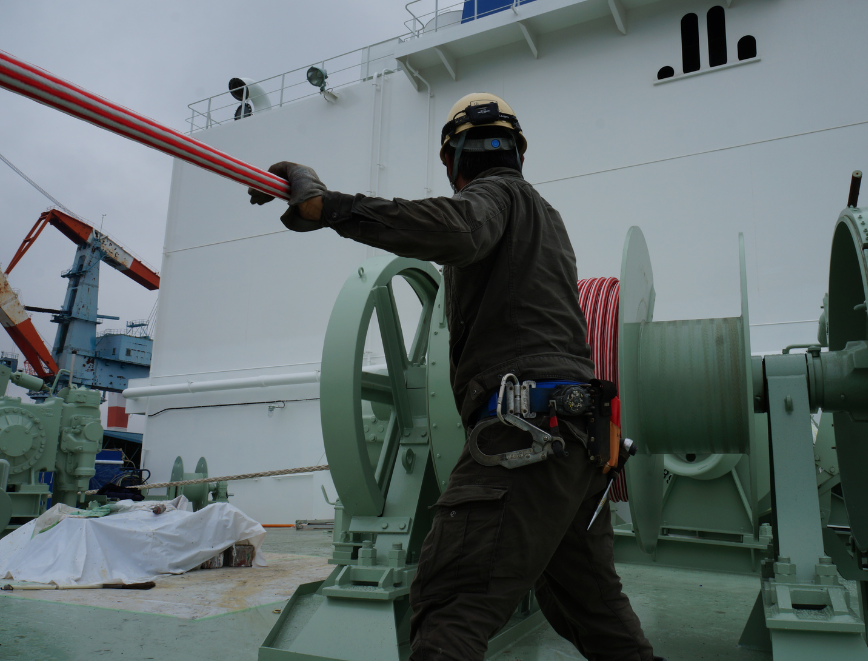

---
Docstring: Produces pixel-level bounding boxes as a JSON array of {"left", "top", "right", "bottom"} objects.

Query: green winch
[{"left": 0, "top": 365, "right": 103, "bottom": 534}]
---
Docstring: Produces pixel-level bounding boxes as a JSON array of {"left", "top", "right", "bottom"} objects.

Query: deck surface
[{"left": 0, "top": 528, "right": 773, "bottom": 660}]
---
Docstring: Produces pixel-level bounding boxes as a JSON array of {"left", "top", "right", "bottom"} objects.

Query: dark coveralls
[{"left": 314, "top": 167, "right": 654, "bottom": 661}]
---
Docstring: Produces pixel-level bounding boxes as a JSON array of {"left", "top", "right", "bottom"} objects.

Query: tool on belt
[
  {"left": 587, "top": 437, "right": 637, "bottom": 529},
  {"left": 468, "top": 373, "right": 620, "bottom": 470}
]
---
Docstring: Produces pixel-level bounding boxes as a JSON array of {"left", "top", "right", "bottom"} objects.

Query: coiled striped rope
[{"left": 577, "top": 277, "right": 628, "bottom": 502}]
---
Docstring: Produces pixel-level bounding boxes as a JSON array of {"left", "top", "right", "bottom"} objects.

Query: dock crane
[{"left": 1, "top": 208, "right": 160, "bottom": 392}]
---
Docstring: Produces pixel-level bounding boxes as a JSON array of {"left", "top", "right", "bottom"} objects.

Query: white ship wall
[{"left": 132, "top": 0, "right": 868, "bottom": 523}]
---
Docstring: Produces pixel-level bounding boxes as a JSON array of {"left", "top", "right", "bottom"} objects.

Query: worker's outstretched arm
[
  {"left": 317, "top": 185, "right": 511, "bottom": 267},
  {"left": 249, "top": 161, "right": 511, "bottom": 268}
]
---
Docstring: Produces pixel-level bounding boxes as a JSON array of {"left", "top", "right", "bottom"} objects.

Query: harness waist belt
[{"left": 478, "top": 380, "right": 589, "bottom": 420}]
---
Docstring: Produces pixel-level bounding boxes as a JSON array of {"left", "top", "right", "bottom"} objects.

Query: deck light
[{"left": 306, "top": 66, "right": 328, "bottom": 91}]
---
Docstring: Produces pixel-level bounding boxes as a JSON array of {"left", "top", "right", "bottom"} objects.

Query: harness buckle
[{"left": 520, "top": 380, "right": 536, "bottom": 418}]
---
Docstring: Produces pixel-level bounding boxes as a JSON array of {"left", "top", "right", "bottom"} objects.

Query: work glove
[{"left": 248, "top": 161, "right": 328, "bottom": 232}]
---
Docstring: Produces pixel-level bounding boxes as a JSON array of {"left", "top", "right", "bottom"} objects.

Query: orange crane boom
[
  {"left": 6, "top": 210, "right": 160, "bottom": 290},
  {"left": 0, "top": 270, "right": 58, "bottom": 378}
]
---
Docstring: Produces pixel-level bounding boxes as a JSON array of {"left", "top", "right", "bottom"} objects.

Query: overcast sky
[{"left": 0, "top": 0, "right": 407, "bottom": 369}]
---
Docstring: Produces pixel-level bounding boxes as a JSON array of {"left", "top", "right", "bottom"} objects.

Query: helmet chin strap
[{"left": 449, "top": 131, "right": 468, "bottom": 193}]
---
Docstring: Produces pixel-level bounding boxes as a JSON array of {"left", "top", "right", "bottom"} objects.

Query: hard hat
[{"left": 439, "top": 92, "right": 526, "bottom": 164}]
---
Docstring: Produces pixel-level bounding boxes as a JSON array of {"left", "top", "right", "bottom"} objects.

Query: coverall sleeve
[{"left": 315, "top": 180, "right": 511, "bottom": 267}]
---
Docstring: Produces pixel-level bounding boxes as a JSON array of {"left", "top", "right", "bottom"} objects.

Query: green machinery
[
  {"left": 0, "top": 364, "right": 226, "bottom": 533},
  {"left": 619, "top": 217, "right": 868, "bottom": 658},
  {"left": 0, "top": 364, "right": 103, "bottom": 534},
  {"left": 263, "top": 202, "right": 868, "bottom": 660}
]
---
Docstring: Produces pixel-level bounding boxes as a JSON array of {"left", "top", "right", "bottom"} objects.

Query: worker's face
[{"left": 444, "top": 150, "right": 526, "bottom": 174}]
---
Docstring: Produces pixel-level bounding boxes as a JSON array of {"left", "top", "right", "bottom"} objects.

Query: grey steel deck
[{"left": 0, "top": 528, "right": 774, "bottom": 660}]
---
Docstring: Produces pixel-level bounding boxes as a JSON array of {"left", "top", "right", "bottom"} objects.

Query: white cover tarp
[{"left": 0, "top": 498, "right": 267, "bottom": 585}]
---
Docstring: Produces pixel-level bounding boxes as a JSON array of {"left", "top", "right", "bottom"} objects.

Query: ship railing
[
  {"left": 98, "top": 327, "right": 151, "bottom": 339},
  {"left": 186, "top": 1, "right": 539, "bottom": 133},
  {"left": 404, "top": 0, "right": 466, "bottom": 37},
  {"left": 403, "top": 0, "right": 531, "bottom": 38},
  {"left": 97, "top": 328, "right": 127, "bottom": 337},
  {"left": 186, "top": 43, "right": 402, "bottom": 134}
]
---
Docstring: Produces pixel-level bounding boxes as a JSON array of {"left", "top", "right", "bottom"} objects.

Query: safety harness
[{"left": 468, "top": 374, "right": 622, "bottom": 470}]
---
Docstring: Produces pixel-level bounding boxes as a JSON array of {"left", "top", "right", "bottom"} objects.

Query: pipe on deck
[{"left": 123, "top": 370, "right": 322, "bottom": 399}]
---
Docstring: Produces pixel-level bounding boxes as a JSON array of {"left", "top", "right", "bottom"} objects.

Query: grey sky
[{"left": 0, "top": 0, "right": 407, "bottom": 366}]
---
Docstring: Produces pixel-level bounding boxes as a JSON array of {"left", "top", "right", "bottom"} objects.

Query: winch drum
[{"left": 619, "top": 227, "right": 756, "bottom": 553}]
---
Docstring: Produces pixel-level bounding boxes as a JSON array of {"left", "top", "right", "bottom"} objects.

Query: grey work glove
[{"left": 248, "top": 161, "right": 328, "bottom": 232}]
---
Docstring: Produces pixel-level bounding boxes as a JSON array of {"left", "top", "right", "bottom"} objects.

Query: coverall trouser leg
[{"left": 409, "top": 421, "right": 653, "bottom": 661}]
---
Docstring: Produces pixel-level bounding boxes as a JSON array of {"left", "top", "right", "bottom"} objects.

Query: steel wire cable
[
  {"left": 81, "top": 464, "right": 330, "bottom": 495},
  {"left": 0, "top": 150, "right": 80, "bottom": 218}
]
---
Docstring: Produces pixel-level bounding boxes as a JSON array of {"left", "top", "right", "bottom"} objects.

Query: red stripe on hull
[{"left": 107, "top": 406, "right": 129, "bottom": 429}]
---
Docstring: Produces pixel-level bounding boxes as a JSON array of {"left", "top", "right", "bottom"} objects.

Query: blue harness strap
[{"left": 478, "top": 380, "right": 589, "bottom": 420}]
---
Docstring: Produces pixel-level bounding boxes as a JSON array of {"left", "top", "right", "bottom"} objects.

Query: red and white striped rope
[
  {"left": 577, "top": 277, "right": 619, "bottom": 388},
  {"left": 577, "top": 276, "right": 628, "bottom": 502},
  {"left": 0, "top": 50, "right": 289, "bottom": 201}
]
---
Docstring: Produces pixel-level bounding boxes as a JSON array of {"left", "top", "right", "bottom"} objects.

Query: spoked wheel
[{"left": 320, "top": 256, "right": 440, "bottom": 518}]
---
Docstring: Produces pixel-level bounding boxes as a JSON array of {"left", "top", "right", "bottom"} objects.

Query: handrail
[
  {"left": 187, "top": 0, "right": 535, "bottom": 133},
  {"left": 403, "top": 0, "right": 468, "bottom": 36},
  {"left": 406, "top": 0, "right": 426, "bottom": 36},
  {"left": 402, "top": 0, "right": 527, "bottom": 36},
  {"left": 186, "top": 47, "right": 400, "bottom": 134}
]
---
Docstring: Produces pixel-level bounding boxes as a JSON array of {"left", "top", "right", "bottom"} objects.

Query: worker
[{"left": 249, "top": 92, "right": 662, "bottom": 661}]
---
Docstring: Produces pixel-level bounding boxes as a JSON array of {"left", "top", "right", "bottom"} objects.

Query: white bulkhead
[{"left": 128, "top": 0, "right": 868, "bottom": 523}]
